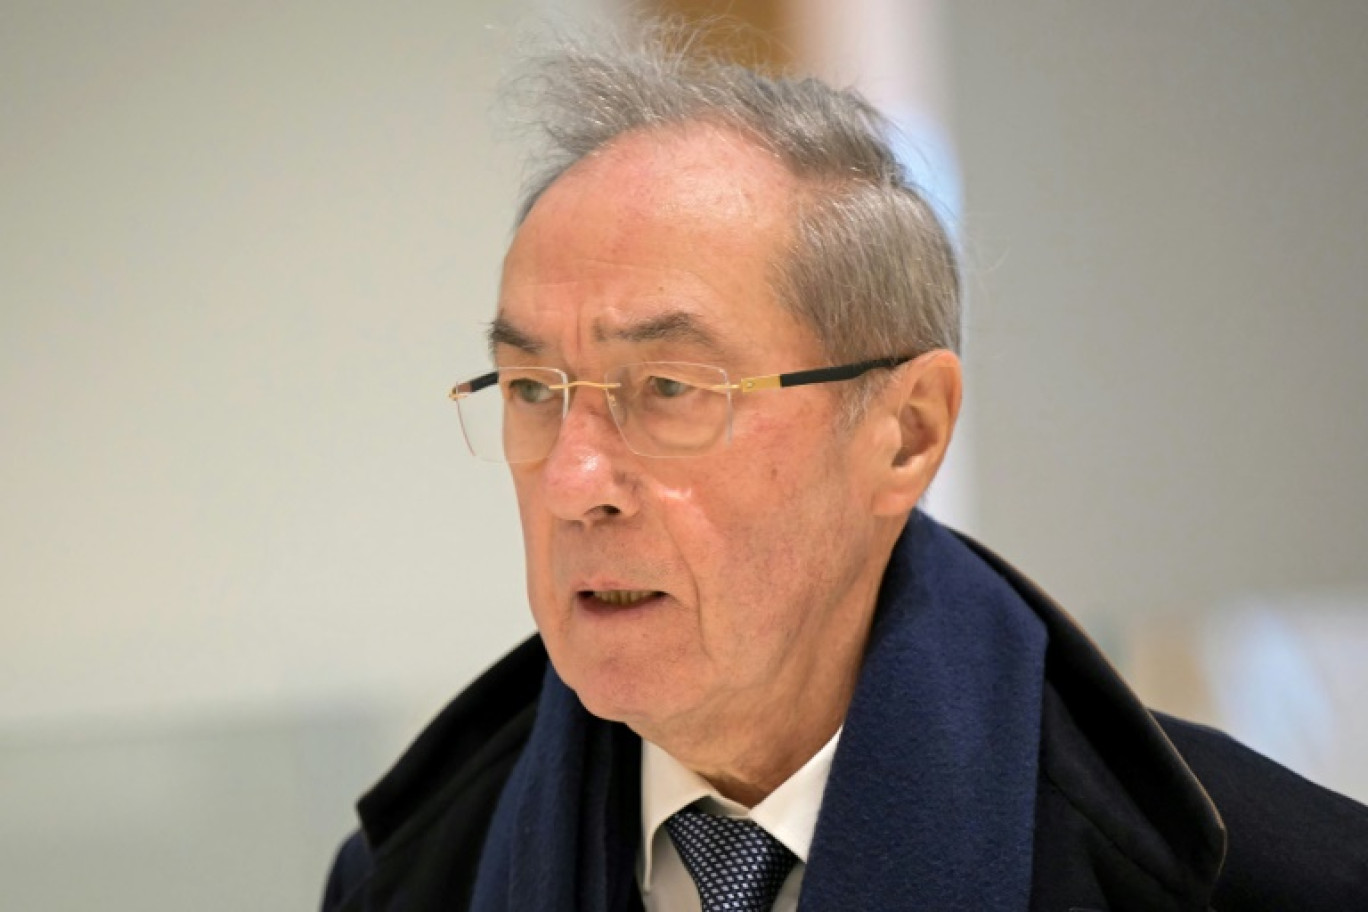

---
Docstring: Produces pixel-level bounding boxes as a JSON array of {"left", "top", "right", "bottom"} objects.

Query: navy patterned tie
[{"left": 664, "top": 806, "right": 798, "bottom": 912}]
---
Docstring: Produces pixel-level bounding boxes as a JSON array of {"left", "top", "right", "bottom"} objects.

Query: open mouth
[{"left": 579, "top": 589, "right": 665, "bottom": 608}]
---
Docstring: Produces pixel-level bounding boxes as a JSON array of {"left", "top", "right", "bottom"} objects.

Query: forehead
[{"left": 495, "top": 124, "right": 816, "bottom": 365}]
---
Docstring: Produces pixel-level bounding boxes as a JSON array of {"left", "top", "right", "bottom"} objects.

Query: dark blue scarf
[{"left": 470, "top": 512, "right": 1048, "bottom": 911}]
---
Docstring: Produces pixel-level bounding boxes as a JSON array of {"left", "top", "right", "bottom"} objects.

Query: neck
[
  {"left": 691, "top": 708, "right": 846, "bottom": 807},
  {"left": 636, "top": 587, "right": 875, "bottom": 807}
]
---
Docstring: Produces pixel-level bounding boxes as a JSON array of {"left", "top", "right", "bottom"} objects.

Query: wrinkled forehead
[
  {"left": 488, "top": 308, "right": 730, "bottom": 359},
  {"left": 505, "top": 123, "right": 798, "bottom": 276},
  {"left": 493, "top": 124, "right": 816, "bottom": 369}
]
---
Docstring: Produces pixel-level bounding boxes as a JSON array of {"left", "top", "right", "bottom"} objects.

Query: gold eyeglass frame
[{"left": 448, "top": 353, "right": 917, "bottom": 459}]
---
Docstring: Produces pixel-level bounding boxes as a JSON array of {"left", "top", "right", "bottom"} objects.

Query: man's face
[{"left": 496, "top": 125, "right": 893, "bottom": 745}]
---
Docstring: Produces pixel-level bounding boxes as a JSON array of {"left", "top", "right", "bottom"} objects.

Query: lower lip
[{"left": 575, "top": 592, "right": 667, "bottom": 617}]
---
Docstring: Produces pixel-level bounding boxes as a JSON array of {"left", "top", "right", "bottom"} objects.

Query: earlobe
[{"left": 870, "top": 350, "right": 962, "bottom": 517}]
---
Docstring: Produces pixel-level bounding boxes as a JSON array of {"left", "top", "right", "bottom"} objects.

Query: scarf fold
[{"left": 471, "top": 512, "right": 1047, "bottom": 911}]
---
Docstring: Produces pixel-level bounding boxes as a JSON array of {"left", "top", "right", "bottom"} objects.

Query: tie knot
[{"left": 664, "top": 806, "right": 797, "bottom": 912}]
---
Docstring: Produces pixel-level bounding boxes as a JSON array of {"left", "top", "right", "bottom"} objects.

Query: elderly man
[{"left": 323, "top": 31, "right": 1367, "bottom": 912}]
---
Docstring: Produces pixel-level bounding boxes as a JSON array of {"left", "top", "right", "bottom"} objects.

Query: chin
[
  {"left": 538, "top": 610, "right": 690, "bottom": 722},
  {"left": 557, "top": 653, "right": 683, "bottom": 727}
]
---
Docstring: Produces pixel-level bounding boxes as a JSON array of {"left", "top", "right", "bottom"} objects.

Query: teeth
[{"left": 592, "top": 590, "right": 656, "bottom": 606}]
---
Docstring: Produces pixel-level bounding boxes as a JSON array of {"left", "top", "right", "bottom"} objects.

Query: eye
[
  {"left": 507, "top": 377, "right": 555, "bottom": 404},
  {"left": 647, "top": 375, "right": 693, "bottom": 398}
]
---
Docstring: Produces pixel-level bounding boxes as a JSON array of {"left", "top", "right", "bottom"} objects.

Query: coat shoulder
[
  {"left": 1157, "top": 714, "right": 1368, "bottom": 909},
  {"left": 322, "top": 830, "right": 374, "bottom": 912},
  {"left": 960, "top": 528, "right": 1368, "bottom": 909},
  {"left": 320, "top": 636, "right": 548, "bottom": 912}
]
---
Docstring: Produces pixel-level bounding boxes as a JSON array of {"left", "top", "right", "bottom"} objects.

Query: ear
[{"left": 867, "top": 350, "right": 962, "bottom": 517}]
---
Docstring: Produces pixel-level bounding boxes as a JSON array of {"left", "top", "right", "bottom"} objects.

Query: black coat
[{"left": 323, "top": 536, "right": 1368, "bottom": 911}]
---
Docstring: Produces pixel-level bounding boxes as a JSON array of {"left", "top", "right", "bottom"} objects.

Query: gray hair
[{"left": 507, "top": 22, "right": 961, "bottom": 418}]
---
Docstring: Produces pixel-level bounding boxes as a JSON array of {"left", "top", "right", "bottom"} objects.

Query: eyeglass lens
[{"left": 456, "top": 362, "right": 733, "bottom": 463}]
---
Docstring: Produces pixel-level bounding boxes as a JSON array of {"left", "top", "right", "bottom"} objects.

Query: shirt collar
[{"left": 638, "top": 727, "right": 842, "bottom": 890}]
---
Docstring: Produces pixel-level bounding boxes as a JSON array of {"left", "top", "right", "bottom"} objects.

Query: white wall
[
  {"left": 1, "top": 3, "right": 550, "bottom": 907},
  {"left": 1, "top": 1, "right": 539, "bottom": 729},
  {"left": 946, "top": 1, "right": 1368, "bottom": 629}
]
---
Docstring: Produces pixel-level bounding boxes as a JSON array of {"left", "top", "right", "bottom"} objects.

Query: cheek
[
  {"left": 679, "top": 445, "right": 850, "bottom": 617},
  {"left": 512, "top": 482, "right": 556, "bottom": 604}
]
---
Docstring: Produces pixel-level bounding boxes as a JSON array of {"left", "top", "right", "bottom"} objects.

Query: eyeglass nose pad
[{"left": 603, "top": 389, "right": 624, "bottom": 424}]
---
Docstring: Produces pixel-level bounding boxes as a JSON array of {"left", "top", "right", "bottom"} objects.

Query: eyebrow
[
  {"left": 487, "top": 310, "right": 727, "bottom": 359},
  {"left": 487, "top": 315, "right": 543, "bottom": 357}
]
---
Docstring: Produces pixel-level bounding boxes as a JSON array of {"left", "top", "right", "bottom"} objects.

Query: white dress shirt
[{"left": 637, "top": 728, "right": 842, "bottom": 912}]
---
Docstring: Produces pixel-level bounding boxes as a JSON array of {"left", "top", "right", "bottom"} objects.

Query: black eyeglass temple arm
[{"left": 777, "top": 354, "right": 916, "bottom": 389}]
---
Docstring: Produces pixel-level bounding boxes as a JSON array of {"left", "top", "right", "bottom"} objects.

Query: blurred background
[{"left": 2, "top": 0, "right": 1364, "bottom": 908}]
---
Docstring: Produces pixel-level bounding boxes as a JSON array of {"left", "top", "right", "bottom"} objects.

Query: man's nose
[{"left": 537, "top": 387, "right": 639, "bottom": 523}]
